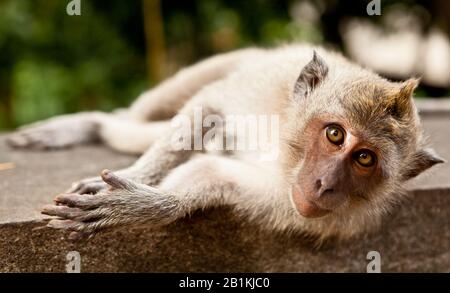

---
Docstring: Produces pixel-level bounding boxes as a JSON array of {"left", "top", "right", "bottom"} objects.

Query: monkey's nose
[
  {"left": 315, "top": 179, "right": 322, "bottom": 189},
  {"left": 315, "top": 179, "right": 335, "bottom": 198},
  {"left": 319, "top": 188, "right": 334, "bottom": 197}
]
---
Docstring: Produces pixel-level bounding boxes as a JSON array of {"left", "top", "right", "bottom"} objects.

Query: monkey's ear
[
  {"left": 294, "top": 51, "right": 329, "bottom": 102},
  {"left": 402, "top": 148, "right": 445, "bottom": 180},
  {"left": 389, "top": 78, "right": 420, "bottom": 119}
]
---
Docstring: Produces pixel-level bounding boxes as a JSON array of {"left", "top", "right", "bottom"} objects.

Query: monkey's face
[
  {"left": 285, "top": 52, "right": 443, "bottom": 232},
  {"left": 290, "top": 114, "right": 383, "bottom": 218}
]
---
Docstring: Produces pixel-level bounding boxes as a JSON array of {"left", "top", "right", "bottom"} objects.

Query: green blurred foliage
[
  {"left": 0, "top": 0, "right": 448, "bottom": 130},
  {"left": 0, "top": 0, "right": 147, "bottom": 129},
  {"left": 1, "top": 0, "right": 323, "bottom": 130}
]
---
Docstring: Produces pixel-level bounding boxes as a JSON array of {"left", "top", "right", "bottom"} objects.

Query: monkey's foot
[
  {"left": 42, "top": 170, "right": 179, "bottom": 240},
  {"left": 6, "top": 114, "right": 98, "bottom": 150}
]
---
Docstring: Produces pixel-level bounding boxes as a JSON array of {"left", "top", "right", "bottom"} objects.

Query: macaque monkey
[{"left": 7, "top": 44, "right": 444, "bottom": 241}]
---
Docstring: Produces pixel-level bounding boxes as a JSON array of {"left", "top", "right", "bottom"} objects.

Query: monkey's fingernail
[
  {"left": 47, "top": 219, "right": 76, "bottom": 229},
  {"left": 69, "top": 231, "right": 90, "bottom": 241},
  {"left": 53, "top": 198, "right": 63, "bottom": 205},
  {"left": 69, "top": 232, "right": 81, "bottom": 240},
  {"left": 41, "top": 204, "right": 54, "bottom": 214},
  {"left": 101, "top": 169, "right": 112, "bottom": 178},
  {"left": 54, "top": 193, "right": 76, "bottom": 202}
]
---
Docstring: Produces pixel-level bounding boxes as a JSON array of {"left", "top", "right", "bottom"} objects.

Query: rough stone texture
[
  {"left": 0, "top": 141, "right": 137, "bottom": 224},
  {"left": 0, "top": 107, "right": 449, "bottom": 272}
]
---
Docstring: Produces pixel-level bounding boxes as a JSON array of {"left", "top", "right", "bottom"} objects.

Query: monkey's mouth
[{"left": 291, "top": 185, "right": 331, "bottom": 218}]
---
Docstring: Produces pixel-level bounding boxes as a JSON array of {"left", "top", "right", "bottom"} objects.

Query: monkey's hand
[{"left": 42, "top": 170, "right": 181, "bottom": 240}]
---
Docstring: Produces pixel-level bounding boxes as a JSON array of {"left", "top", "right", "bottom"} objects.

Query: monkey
[{"left": 6, "top": 44, "right": 444, "bottom": 241}]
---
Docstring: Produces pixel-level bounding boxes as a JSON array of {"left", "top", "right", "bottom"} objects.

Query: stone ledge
[
  {"left": 0, "top": 110, "right": 449, "bottom": 272},
  {"left": 0, "top": 191, "right": 449, "bottom": 272}
]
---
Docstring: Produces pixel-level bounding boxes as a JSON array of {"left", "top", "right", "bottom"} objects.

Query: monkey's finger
[
  {"left": 47, "top": 219, "right": 103, "bottom": 236},
  {"left": 73, "top": 183, "right": 105, "bottom": 195},
  {"left": 68, "top": 232, "right": 82, "bottom": 240},
  {"left": 68, "top": 231, "right": 92, "bottom": 241},
  {"left": 66, "top": 182, "right": 80, "bottom": 193},
  {"left": 42, "top": 205, "right": 81, "bottom": 217},
  {"left": 41, "top": 204, "right": 99, "bottom": 221},
  {"left": 54, "top": 193, "right": 101, "bottom": 209},
  {"left": 67, "top": 180, "right": 106, "bottom": 194},
  {"left": 101, "top": 169, "right": 139, "bottom": 191}
]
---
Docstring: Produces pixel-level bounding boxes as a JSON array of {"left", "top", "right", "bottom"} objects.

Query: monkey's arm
[
  {"left": 42, "top": 155, "right": 289, "bottom": 239},
  {"left": 68, "top": 126, "right": 196, "bottom": 194},
  {"left": 68, "top": 87, "right": 230, "bottom": 194}
]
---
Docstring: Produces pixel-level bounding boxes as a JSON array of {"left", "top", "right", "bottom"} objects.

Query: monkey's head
[{"left": 283, "top": 51, "right": 444, "bottom": 238}]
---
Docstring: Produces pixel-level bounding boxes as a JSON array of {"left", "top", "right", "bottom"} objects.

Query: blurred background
[{"left": 0, "top": 0, "right": 449, "bottom": 130}]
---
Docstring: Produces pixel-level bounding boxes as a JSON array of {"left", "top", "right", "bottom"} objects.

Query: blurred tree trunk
[
  {"left": 143, "top": 0, "right": 166, "bottom": 84},
  {"left": 434, "top": 0, "right": 450, "bottom": 36},
  {"left": 0, "top": 87, "right": 12, "bottom": 129}
]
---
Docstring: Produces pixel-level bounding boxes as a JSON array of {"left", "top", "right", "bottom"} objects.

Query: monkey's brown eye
[
  {"left": 353, "top": 150, "right": 376, "bottom": 167},
  {"left": 326, "top": 125, "right": 345, "bottom": 145}
]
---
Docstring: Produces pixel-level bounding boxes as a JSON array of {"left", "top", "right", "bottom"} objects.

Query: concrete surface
[{"left": 0, "top": 106, "right": 449, "bottom": 272}]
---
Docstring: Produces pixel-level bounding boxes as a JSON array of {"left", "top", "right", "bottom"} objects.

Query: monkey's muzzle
[{"left": 291, "top": 185, "right": 331, "bottom": 218}]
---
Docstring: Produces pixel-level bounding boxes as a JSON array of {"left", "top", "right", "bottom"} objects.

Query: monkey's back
[{"left": 184, "top": 44, "right": 368, "bottom": 118}]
